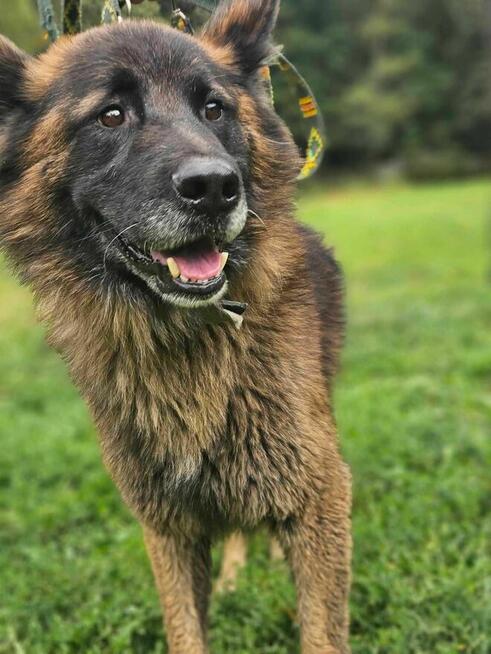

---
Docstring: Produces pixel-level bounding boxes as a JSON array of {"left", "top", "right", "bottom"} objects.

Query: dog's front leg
[
  {"left": 144, "top": 527, "right": 211, "bottom": 654},
  {"left": 278, "top": 460, "right": 352, "bottom": 654}
]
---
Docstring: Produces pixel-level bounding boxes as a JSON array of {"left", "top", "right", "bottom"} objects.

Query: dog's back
[{"left": 298, "top": 224, "right": 345, "bottom": 393}]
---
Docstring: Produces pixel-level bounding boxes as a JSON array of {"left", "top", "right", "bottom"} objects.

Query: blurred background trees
[
  {"left": 277, "top": 0, "right": 491, "bottom": 177},
  {"left": 1, "top": 0, "right": 490, "bottom": 178}
]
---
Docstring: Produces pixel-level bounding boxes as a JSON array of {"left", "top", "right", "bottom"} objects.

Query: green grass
[{"left": 1, "top": 179, "right": 491, "bottom": 653}]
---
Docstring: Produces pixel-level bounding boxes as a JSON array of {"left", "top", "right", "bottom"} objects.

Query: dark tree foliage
[
  {"left": 275, "top": 0, "right": 491, "bottom": 173},
  {"left": 1, "top": 0, "right": 490, "bottom": 175}
]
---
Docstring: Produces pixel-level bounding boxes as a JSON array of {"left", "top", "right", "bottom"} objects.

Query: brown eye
[
  {"left": 205, "top": 101, "right": 223, "bottom": 122},
  {"left": 99, "top": 106, "right": 125, "bottom": 128}
]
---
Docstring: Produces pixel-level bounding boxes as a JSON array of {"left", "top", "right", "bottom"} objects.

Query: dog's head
[{"left": 0, "top": 0, "right": 300, "bottom": 310}]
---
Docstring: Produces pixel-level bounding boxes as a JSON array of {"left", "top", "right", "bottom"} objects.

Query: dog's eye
[
  {"left": 205, "top": 101, "right": 223, "bottom": 122},
  {"left": 99, "top": 106, "right": 125, "bottom": 128}
]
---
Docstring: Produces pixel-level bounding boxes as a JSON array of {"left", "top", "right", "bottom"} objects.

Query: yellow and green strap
[
  {"left": 63, "top": 0, "right": 83, "bottom": 35},
  {"left": 275, "top": 54, "right": 326, "bottom": 180}
]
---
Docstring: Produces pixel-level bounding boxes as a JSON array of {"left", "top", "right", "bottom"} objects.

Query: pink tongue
[
  {"left": 173, "top": 250, "right": 222, "bottom": 281},
  {"left": 151, "top": 246, "right": 222, "bottom": 281},
  {"left": 157, "top": 250, "right": 221, "bottom": 281}
]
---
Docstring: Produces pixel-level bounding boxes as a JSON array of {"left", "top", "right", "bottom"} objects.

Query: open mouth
[{"left": 116, "top": 233, "right": 229, "bottom": 299}]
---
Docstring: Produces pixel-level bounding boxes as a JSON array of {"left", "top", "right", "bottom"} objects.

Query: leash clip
[
  {"left": 219, "top": 300, "right": 247, "bottom": 330},
  {"left": 171, "top": 7, "right": 194, "bottom": 35}
]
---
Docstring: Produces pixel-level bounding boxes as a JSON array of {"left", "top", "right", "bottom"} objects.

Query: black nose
[{"left": 172, "top": 158, "right": 240, "bottom": 215}]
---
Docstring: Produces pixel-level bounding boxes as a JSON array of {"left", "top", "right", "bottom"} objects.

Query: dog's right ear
[
  {"left": 0, "top": 36, "right": 30, "bottom": 118},
  {"left": 201, "top": 0, "right": 280, "bottom": 76}
]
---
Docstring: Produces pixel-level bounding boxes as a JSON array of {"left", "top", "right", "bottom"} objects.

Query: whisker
[
  {"left": 262, "top": 136, "right": 292, "bottom": 146},
  {"left": 85, "top": 271, "right": 104, "bottom": 285},
  {"left": 69, "top": 225, "right": 112, "bottom": 246},
  {"left": 103, "top": 223, "right": 139, "bottom": 273},
  {"left": 248, "top": 209, "right": 266, "bottom": 227},
  {"left": 53, "top": 220, "right": 73, "bottom": 237}
]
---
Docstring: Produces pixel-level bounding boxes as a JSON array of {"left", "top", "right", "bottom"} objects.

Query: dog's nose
[{"left": 172, "top": 158, "right": 240, "bottom": 215}]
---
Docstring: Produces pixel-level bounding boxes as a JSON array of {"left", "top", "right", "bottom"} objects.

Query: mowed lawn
[{"left": 1, "top": 179, "right": 490, "bottom": 653}]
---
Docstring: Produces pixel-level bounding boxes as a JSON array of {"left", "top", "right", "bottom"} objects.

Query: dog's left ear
[
  {"left": 201, "top": 0, "right": 280, "bottom": 75},
  {"left": 0, "top": 36, "right": 30, "bottom": 119}
]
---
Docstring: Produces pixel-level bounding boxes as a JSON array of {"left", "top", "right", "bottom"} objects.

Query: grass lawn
[{"left": 1, "top": 179, "right": 490, "bottom": 653}]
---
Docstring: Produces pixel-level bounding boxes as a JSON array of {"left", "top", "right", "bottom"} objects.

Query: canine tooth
[
  {"left": 220, "top": 252, "right": 229, "bottom": 272},
  {"left": 167, "top": 258, "right": 180, "bottom": 279}
]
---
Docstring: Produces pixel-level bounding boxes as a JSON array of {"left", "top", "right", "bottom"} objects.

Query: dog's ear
[
  {"left": 0, "top": 36, "right": 30, "bottom": 118},
  {"left": 201, "top": 0, "right": 280, "bottom": 75}
]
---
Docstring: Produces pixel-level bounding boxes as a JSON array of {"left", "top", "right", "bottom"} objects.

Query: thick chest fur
[{"left": 63, "top": 305, "right": 333, "bottom": 536}]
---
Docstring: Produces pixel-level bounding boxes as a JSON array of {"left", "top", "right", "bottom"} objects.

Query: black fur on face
[
  {"left": 63, "top": 24, "right": 254, "bottom": 308},
  {"left": 0, "top": 0, "right": 300, "bottom": 310}
]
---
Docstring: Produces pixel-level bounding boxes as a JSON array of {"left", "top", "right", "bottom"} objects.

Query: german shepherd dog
[{"left": 0, "top": 0, "right": 351, "bottom": 651}]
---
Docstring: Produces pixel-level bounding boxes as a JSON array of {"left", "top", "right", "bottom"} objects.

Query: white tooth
[
  {"left": 167, "top": 257, "right": 180, "bottom": 279},
  {"left": 180, "top": 275, "right": 189, "bottom": 283},
  {"left": 220, "top": 252, "right": 229, "bottom": 272}
]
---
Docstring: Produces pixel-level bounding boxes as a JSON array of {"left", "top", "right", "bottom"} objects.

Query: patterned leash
[
  {"left": 37, "top": 0, "right": 60, "bottom": 42},
  {"left": 63, "top": 0, "right": 83, "bottom": 34},
  {"left": 36, "top": 0, "right": 125, "bottom": 37}
]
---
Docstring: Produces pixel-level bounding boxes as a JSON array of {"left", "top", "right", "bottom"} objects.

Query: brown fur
[{"left": 0, "top": 4, "right": 352, "bottom": 652}]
